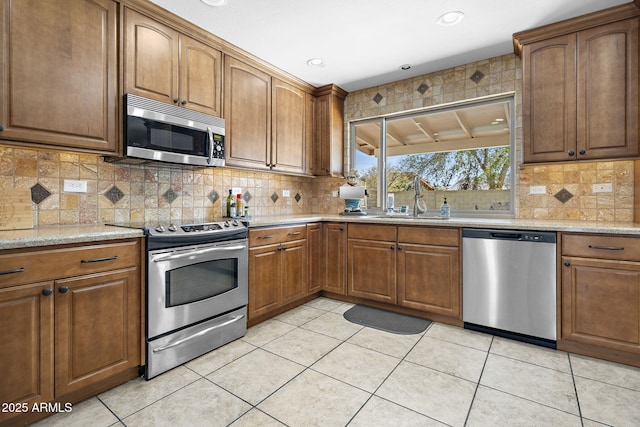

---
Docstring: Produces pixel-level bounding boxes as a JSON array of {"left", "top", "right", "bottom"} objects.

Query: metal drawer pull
[
  {"left": 0, "top": 267, "right": 25, "bottom": 276},
  {"left": 81, "top": 255, "right": 118, "bottom": 263},
  {"left": 288, "top": 231, "right": 302, "bottom": 235},
  {"left": 152, "top": 314, "right": 245, "bottom": 352},
  {"left": 257, "top": 235, "right": 275, "bottom": 239},
  {"left": 588, "top": 245, "right": 624, "bottom": 251},
  {"left": 154, "top": 245, "right": 246, "bottom": 262}
]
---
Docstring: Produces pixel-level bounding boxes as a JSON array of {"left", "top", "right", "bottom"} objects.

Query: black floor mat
[{"left": 343, "top": 305, "right": 431, "bottom": 335}]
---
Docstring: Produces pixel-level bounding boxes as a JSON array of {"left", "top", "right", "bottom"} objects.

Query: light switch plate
[
  {"left": 592, "top": 183, "right": 613, "bottom": 193},
  {"left": 529, "top": 185, "right": 546, "bottom": 195},
  {"left": 63, "top": 179, "right": 87, "bottom": 193},
  {"left": 283, "top": 190, "right": 290, "bottom": 197}
]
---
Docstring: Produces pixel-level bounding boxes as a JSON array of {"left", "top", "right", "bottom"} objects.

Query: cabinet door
[
  {"left": 179, "top": 34, "right": 222, "bottom": 117},
  {"left": 577, "top": 18, "right": 639, "bottom": 159},
  {"left": 0, "top": 282, "right": 54, "bottom": 425},
  {"left": 522, "top": 34, "right": 577, "bottom": 163},
  {"left": 307, "top": 224, "right": 323, "bottom": 294},
  {"left": 224, "top": 56, "right": 271, "bottom": 170},
  {"left": 281, "top": 240, "right": 307, "bottom": 304},
  {"left": 54, "top": 267, "right": 140, "bottom": 399},
  {"left": 347, "top": 239, "right": 396, "bottom": 304},
  {"left": 305, "top": 93, "right": 316, "bottom": 176},
  {"left": 248, "top": 245, "right": 281, "bottom": 319},
  {"left": 314, "top": 92, "right": 344, "bottom": 177},
  {"left": 562, "top": 257, "right": 640, "bottom": 354},
  {"left": 124, "top": 8, "right": 179, "bottom": 104},
  {"left": 324, "top": 223, "right": 347, "bottom": 295},
  {"left": 0, "top": 0, "right": 117, "bottom": 153},
  {"left": 272, "top": 79, "right": 306, "bottom": 174},
  {"left": 397, "top": 243, "right": 460, "bottom": 318}
]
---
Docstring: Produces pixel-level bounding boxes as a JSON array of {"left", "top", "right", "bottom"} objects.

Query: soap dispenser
[{"left": 440, "top": 197, "right": 450, "bottom": 218}]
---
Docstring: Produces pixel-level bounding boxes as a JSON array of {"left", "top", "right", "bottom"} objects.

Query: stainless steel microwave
[{"left": 124, "top": 94, "right": 225, "bottom": 167}]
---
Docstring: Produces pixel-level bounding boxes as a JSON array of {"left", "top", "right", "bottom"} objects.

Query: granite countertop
[
  {"left": 247, "top": 214, "right": 640, "bottom": 235},
  {"left": 0, "top": 224, "right": 144, "bottom": 250},
  {"left": 2, "top": 215, "right": 640, "bottom": 250}
]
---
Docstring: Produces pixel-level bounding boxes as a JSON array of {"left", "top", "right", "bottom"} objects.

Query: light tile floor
[{"left": 34, "top": 297, "right": 640, "bottom": 427}]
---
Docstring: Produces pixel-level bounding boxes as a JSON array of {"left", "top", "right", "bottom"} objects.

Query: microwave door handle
[
  {"left": 152, "top": 314, "right": 246, "bottom": 352},
  {"left": 206, "top": 126, "right": 214, "bottom": 165},
  {"left": 153, "top": 245, "right": 247, "bottom": 262}
]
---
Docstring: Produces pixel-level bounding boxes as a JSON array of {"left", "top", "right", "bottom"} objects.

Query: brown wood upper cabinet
[
  {"left": 515, "top": 5, "right": 639, "bottom": 163},
  {"left": 224, "top": 56, "right": 311, "bottom": 174},
  {"left": 0, "top": 0, "right": 118, "bottom": 154},
  {"left": 314, "top": 84, "right": 347, "bottom": 177},
  {"left": 123, "top": 8, "right": 222, "bottom": 117}
]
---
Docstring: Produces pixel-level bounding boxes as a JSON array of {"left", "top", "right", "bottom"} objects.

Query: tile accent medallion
[
  {"left": 104, "top": 186, "right": 125, "bottom": 205},
  {"left": 470, "top": 70, "right": 485, "bottom": 83},
  {"left": 207, "top": 190, "right": 219, "bottom": 204},
  {"left": 162, "top": 188, "right": 178, "bottom": 205},
  {"left": 554, "top": 188, "right": 573, "bottom": 204},
  {"left": 30, "top": 183, "right": 51, "bottom": 205},
  {"left": 243, "top": 191, "right": 252, "bottom": 203},
  {"left": 295, "top": 192, "right": 302, "bottom": 203},
  {"left": 373, "top": 93, "right": 383, "bottom": 104},
  {"left": 271, "top": 192, "right": 279, "bottom": 203},
  {"left": 417, "top": 83, "right": 430, "bottom": 94}
]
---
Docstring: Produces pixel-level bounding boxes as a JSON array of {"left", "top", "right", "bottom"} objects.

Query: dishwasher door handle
[{"left": 490, "top": 232, "right": 523, "bottom": 240}]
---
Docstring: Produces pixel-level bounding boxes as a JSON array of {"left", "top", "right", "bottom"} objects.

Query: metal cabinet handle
[
  {"left": 58, "top": 286, "right": 69, "bottom": 294},
  {"left": 568, "top": 150, "right": 575, "bottom": 156},
  {"left": 579, "top": 149, "right": 586, "bottom": 155},
  {"left": 0, "top": 267, "right": 25, "bottom": 276},
  {"left": 390, "top": 246, "right": 395, "bottom": 250},
  {"left": 154, "top": 245, "right": 246, "bottom": 262},
  {"left": 153, "top": 315, "right": 245, "bottom": 352},
  {"left": 257, "top": 235, "right": 275, "bottom": 239},
  {"left": 181, "top": 100, "right": 188, "bottom": 105},
  {"left": 0, "top": 124, "right": 4, "bottom": 131},
  {"left": 588, "top": 245, "right": 624, "bottom": 251},
  {"left": 288, "top": 231, "right": 302, "bottom": 235},
  {"left": 564, "top": 262, "right": 571, "bottom": 267},
  {"left": 397, "top": 246, "right": 403, "bottom": 251},
  {"left": 42, "top": 288, "right": 53, "bottom": 296},
  {"left": 172, "top": 98, "right": 179, "bottom": 103},
  {"left": 81, "top": 255, "right": 118, "bottom": 263}
]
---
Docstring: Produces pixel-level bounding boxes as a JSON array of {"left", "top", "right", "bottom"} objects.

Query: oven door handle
[
  {"left": 153, "top": 245, "right": 246, "bottom": 262},
  {"left": 152, "top": 314, "right": 245, "bottom": 353}
]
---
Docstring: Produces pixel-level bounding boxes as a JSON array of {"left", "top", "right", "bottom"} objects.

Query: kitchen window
[{"left": 349, "top": 95, "right": 515, "bottom": 217}]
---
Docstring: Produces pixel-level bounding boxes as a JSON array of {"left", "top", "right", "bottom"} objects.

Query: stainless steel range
[{"left": 142, "top": 219, "right": 248, "bottom": 379}]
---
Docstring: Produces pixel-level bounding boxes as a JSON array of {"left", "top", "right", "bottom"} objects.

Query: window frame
[{"left": 348, "top": 93, "right": 516, "bottom": 218}]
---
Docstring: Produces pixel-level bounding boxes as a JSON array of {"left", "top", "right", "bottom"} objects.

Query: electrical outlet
[
  {"left": 232, "top": 187, "right": 242, "bottom": 196},
  {"left": 332, "top": 190, "right": 338, "bottom": 197},
  {"left": 63, "top": 179, "right": 87, "bottom": 193},
  {"left": 283, "top": 190, "right": 290, "bottom": 197},
  {"left": 593, "top": 183, "right": 613, "bottom": 193},
  {"left": 529, "top": 185, "right": 546, "bottom": 195}
]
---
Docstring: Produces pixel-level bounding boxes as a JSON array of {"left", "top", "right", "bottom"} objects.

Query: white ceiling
[{"left": 148, "top": 0, "right": 630, "bottom": 92}]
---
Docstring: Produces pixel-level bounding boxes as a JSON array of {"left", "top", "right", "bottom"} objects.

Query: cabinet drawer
[
  {"left": 0, "top": 239, "right": 140, "bottom": 289},
  {"left": 348, "top": 224, "right": 396, "bottom": 241},
  {"left": 398, "top": 226, "right": 459, "bottom": 246},
  {"left": 249, "top": 225, "right": 306, "bottom": 247},
  {"left": 563, "top": 233, "right": 640, "bottom": 261}
]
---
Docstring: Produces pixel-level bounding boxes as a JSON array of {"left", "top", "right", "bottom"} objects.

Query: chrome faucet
[{"left": 413, "top": 174, "right": 426, "bottom": 217}]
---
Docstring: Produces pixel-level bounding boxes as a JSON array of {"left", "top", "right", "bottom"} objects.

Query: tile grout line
[
  {"left": 463, "top": 335, "right": 494, "bottom": 427},
  {"left": 567, "top": 354, "right": 585, "bottom": 427}
]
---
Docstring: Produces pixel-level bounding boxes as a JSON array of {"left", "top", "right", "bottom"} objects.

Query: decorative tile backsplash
[
  {"left": 0, "top": 145, "right": 344, "bottom": 226},
  {"left": 344, "top": 53, "right": 637, "bottom": 222}
]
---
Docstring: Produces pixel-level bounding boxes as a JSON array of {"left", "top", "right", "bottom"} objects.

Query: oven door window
[
  {"left": 166, "top": 258, "right": 237, "bottom": 307},
  {"left": 127, "top": 117, "right": 209, "bottom": 157}
]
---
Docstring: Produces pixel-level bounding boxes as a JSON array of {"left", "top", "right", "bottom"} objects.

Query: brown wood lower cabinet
[
  {"left": 248, "top": 226, "right": 307, "bottom": 323},
  {"left": 0, "top": 239, "right": 142, "bottom": 426},
  {"left": 346, "top": 224, "right": 461, "bottom": 320},
  {"left": 560, "top": 233, "right": 640, "bottom": 367},
  {"left": 323, "top": 223, "right": 347, "bottom": 295}
]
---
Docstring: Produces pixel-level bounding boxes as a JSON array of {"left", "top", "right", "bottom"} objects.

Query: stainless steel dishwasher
[{"left": 462, "top": 228, "right": 557, "bottom": 348}]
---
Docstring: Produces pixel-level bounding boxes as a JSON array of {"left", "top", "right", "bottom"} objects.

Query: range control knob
[
  {"left": 232, "top": 220, "right": 239, "bottom": 226},
  {"left": 155, "top": 225, "right": 165, "bottom": 233},
  {"left": 168, "top": 224, "right": 177, "bottom": 232},
  {"left": 224, "top": 221, "right": 230, "bottom": 227}
]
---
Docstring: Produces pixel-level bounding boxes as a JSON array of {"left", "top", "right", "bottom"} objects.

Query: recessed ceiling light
[
  {"left": 437, "top": 11, "right": 464, "bottom": 26},
  {"left": 307, "top": 58, "right": 325, "bottom": 68},
  {"left": 400, "top": 64, "right": 412, "bottom": 71},
  {"left": 201, "top": 0, "right": 226, "bottom": 6}
]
